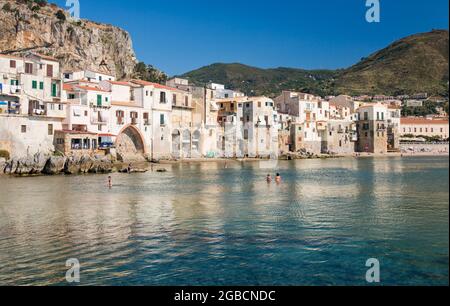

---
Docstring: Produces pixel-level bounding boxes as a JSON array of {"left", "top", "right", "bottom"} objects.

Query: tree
[
  {"left": 55, "top": 10, "right": 66, "bottom": 21},
  {"left": 134, "top": 62, "right": 168, "bottom": 84}
]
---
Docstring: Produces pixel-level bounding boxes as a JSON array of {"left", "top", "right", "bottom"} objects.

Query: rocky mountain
[
  {"left": 0, "top": 0, "right": 137, "bottom": 79},
  {"left": 181, "top": 30, "right": 449, "bottom": 97}
]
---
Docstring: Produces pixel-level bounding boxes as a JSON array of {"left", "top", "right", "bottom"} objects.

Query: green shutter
[
  {"left": 39, "top": 82, "right": 44, "bottom": 90},
  {"left": 97, "top": 95, "right": 102, "bottom": 106},
  {"left": 51, "top": 84, "right": 57, "bottom": 97},
  {"left": 32, "top": 80, "right": 37, "bottom": 89}
]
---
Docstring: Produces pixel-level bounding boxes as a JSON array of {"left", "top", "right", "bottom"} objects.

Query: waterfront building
[
  {"left": 387, "top": 105, "right": 402, "bottom": 151},
  {"left": 166, "top": 78, "right": 219, "bottom": 158},
  {"left": 63, "top": 69, "right": 116, "bottom": 83},
  {"left": 0, "top": 53, "right": 65, "bottom": 158},
  {"left": 400, "top": 117, "right": 449, "bottom": 140},
  {"left": 208, "top": 83, "right": 245, "bottom": 99},
  {"left": 216, "top": 96, "right": 279, "bottom": 158},
  {"left": 275, "top": 91, "right": 323, "bottom": 154},
  {"left": 356, "top": 103, "right": 389, "bottom": 154}
]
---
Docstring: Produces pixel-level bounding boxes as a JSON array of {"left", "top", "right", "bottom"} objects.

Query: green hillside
[{"left": 180, "top": 30, "right": 449, "bottom": 97}]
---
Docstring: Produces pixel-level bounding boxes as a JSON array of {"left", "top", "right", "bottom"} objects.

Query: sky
[{"left": 51, "top": 0, "right": 449, "bottom": 76}]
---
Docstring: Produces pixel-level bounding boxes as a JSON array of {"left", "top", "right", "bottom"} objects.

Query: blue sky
[{"left": 51, "top": 0, "right": 449, "bottom": 76}]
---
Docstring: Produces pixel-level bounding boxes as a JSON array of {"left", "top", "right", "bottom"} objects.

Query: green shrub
[
  {"left": 2, "top": 3, "right": 12, "bottom": 12},
  {"left": 0, "top": 150, "right": 10, "bottom": 160},
  {"left": 55, "top": 10, "right": 66, "bottom": 21}
]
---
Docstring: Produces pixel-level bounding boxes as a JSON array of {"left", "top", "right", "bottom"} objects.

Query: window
[
  {"left": 97, "top": 95, "right": 102, "bottom": 107},
  {"left": 39, "top": 82, "right": 44, "bottom": 90},
  {"left": 146, "top": 90, "right": 149, "bottom": 96},
  {"left": 10, "top": 60, "right": 16, "bottom": 68},
  {"left": 143, "top": 112, "right": 149, "bottom": 125},
  {"left": 99, "top": 76, "right": 102, "bottom": 81},
  {"left": 10, "top": 80, "right": 18, "bottom": 86},
  {"left": 21, "top": 125, "right": 27, "bottom": 133},
  {"left": 258, "top": 102, "right": 262, "bottom": 108},
  {"left": 364, "top": 112, "right": 369, "bottom": 121},
  {"left": 68, "top": 94, "right": 76, "bottom": 99},
  {"left": 47, "top": 64, "right": 53, "bottom": 77},
  {"left": 244, "top": 130, "right": 249, "bottom": 140},
  {"left": 25, "top": 63, "right": 33, "bottom": 74},
  {"left": 32, "top": 80, "right": 38, "bottom": 89},
  {"left": 160, "top": 92, "right": 166, "bottom": 103},
  {"left": 185, "top": 96, "right": 189, "bottom": 107},
  {"left": 58, "top": 104, "right": 63, "bottom": 111},
  {"left": 160, "top": 114, "right": 165, "bottom": 126},
  {"left": 173, "top": 94, "right": 177, "bottom": 105},
  {"left": 48, "top": 124, "right": 53, "bottom": 135}
]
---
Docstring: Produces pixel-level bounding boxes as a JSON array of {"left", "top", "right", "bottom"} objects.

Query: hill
[{"left": 181, "top": 30, "right": 449, "bottom": 97}]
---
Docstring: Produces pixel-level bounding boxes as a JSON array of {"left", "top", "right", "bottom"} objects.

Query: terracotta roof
[
  {"left": 130, "top": 79, "right": 181, "bottom": 91},
  {"left": 108, "top": 81, "right": 132, "bottom": 86},
  {"left": 75, "top": 85, "right": 110, "bottom": 93},
  {"left": 63, "top": 84, "right": 74, "bottom": 91},
  {"left": 401, "top": 118, "right": 449, "bottom": 125},
  {"left": 111, "top": 101, "right": 142, "bottom": 107},
  {"left": 37, "top": 54, "right": 60, "bottom": 62},
  {"left": 0, "top": 54, "right": 23, "bottom": 60},
  {"left": 56, "top": 130, "right": 98, "bottom": 135}
]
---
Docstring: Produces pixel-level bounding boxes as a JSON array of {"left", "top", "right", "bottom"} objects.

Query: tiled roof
[{"left": 401, "top": 118, "right": 449, "bottom": 125}]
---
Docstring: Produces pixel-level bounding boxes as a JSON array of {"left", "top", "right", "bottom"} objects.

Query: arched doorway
[
  {"left": 192, "top": 130, "right": 201, "bottom": 158},
  {"left": 116, "top": 125, "right": 145, "bottom": 160},
  {"left": 182, "top": 130, "right": 191, "bottom": 158},
  {"left": 172, "top": 129, "right": 181, "bottom": 159}
]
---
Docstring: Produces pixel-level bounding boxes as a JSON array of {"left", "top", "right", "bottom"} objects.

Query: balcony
[{"left": 0, "top": 84, "right": 21, "bottom": 95}]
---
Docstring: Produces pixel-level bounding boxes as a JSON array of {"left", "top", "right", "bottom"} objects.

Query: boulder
[
  {"left": 43, "top": 156, "right": 67, "bottom": 175},
  {"left": 0, "top": 157, "right": 7, "bottom": 173},
  {"left": 64, "top": 156, "right": 81, "bottom": 175},
  {"left": 79, "top": 155, "right": 94, "bottom": 173},
  {"left": 89, "top": 156, "right": 113, "bottom": 174}
]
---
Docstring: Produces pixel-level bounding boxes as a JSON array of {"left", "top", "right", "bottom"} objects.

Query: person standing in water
[
  {"left": 108, "top": 176, "right": 112, "bottom": 189},
  {"left": 275, "top": 173, "right": 282, "bottom": 184},
  {"left": 266, "top": 174, "right": 272, "bottom": 183}
]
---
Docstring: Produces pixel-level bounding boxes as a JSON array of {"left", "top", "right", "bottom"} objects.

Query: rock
[
  {"left": 0, "top": 1, "right": 138, "bottom": 80},
  {"left": 4, "top": 153, "right": 49, "bottom": 175},
  {"left": 43, "top": 156, "right": 67, "bottom": 175},
  {"left": 89, "top": 156, "right": 113, "bottom": 174},
  {"left": 64, "top": 156, "right": 81, "bottom": 175},
  {"left": 79, "top": 155, "right": 94, "bottom": 173},
  {"left": 0, "top": 158, "right": 6, "bottom": 174},
  {"left": 156, "top": 168, "right": 168, "bottom": 173}
]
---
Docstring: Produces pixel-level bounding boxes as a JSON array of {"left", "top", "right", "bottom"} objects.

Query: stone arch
[
  {"left": 182, "top": 130, "right": 191, "bottom": 158},
  {"left": 192, "top": 130, "right": 201, "bottom": 157},
  {"left": 116, "top": 125, "right": 146, "bottom": 158},
  {"left": 172, "top": 129, "right": 181, "bottom": 159}
]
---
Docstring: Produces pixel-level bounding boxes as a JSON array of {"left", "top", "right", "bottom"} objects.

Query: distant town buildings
[{"left": 0, "top": 53, "right": 448, "bottom": 160}]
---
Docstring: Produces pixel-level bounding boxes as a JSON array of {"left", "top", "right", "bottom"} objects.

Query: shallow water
[{"left": 0, "top": 157, "right": 448, "bottom": 285}]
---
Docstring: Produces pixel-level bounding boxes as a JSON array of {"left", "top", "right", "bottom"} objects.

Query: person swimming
[{"left": 275, "top": 173, "right": 282, "bottom": 184}]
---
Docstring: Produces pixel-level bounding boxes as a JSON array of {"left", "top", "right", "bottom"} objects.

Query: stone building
[{"left": 356, "top": 104, "right": 389, "bottom": 154}]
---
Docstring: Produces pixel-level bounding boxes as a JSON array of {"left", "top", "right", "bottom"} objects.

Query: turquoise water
[{"left": 0, "top": 157, "right": 448, "bottom": 286}]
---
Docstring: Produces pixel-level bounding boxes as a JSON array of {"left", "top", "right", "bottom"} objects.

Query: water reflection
[{"left": 0, "top": 157, "right": 448, "bottom": 285}]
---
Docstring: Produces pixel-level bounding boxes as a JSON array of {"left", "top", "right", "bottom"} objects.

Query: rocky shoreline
[{"left": 1, "top": 153, "right": 151, "bottom": 177}]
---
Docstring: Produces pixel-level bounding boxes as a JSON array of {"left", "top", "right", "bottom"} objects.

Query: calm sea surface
[{"left": 0, "top": 157, "right": 448, "bottom": 286}]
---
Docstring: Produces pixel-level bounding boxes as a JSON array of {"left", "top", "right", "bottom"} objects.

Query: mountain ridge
[{"left": 181, "top": 30, "right": 449, "bottom": 97}]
